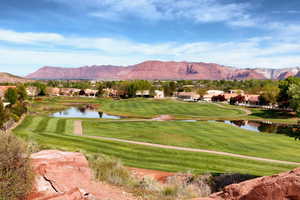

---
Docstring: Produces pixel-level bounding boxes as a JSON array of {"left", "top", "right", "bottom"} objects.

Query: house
[
  {"left": 46, "top": 87, "right": 60, "bottom": 96},
  {"left": 177, "top": 92, "right": 200, "bottom": 102},
  {"left": 3, "top": 102, "right": 10, "bottom": 107},
  {"left": 103, "top": 88, "right": 118, "bottom": 97},
  {"left": 26, "top": 86, "right": 39, "bottom": 97},
  {"left": 0, "top": 86, "right": 17, "bottom": 99},
  {"left": 202, "top": 94, "right": 214, "bottom": 102},
  {"left": 206, "top": 90, "right": 224, "bottom": 96},
  {"left": 84, "top": 89, "right": 98, "bottom": 97},
  {"left": 136, "top": 90, "right": 150, "bottom": 97},
  {"left": 224, "top": 93, "right": 239, "bottom": 101},
  {"left": 59, "top": 88, "right": 74, "bottom": 96},
  {"left": 154, "top": 90, "right": 164, "bottom": 99},
  {"left": 228, "top": 90, "right": 244, "bottom": 95},
  {"left": 245, "top": 94, "right": 260, "bottom": 105},
  {"left": 202, "top": 90, "right": 224, "bottom": 102}
]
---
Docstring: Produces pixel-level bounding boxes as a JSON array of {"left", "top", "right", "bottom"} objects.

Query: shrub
[
  {"left": 213, "top": 173, "right": 257, "bottom": 191},
  {"left": 0, "top": 133, "right": 34, "bottom": 199},
  {"left": 87, "top": 154, "right": 132, "bottom": 186}
]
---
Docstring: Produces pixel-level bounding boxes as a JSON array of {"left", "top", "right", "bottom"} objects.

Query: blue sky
[{"left": 1, "top": 0, "right": 300, "bottom": 75}]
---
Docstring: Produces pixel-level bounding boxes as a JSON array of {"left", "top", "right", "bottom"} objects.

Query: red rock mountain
[
  {"left": 26, "top": 61, "right": 300, "bottom": 80},
  {"left": 0, "top": 72, "right": 32, "bottom": 83}
]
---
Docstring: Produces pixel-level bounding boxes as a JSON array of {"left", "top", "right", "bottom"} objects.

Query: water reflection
[
  {"left": 51, "top": 107, "right": 124, "bottom": 119},
  {"left": 218, "top": 120, "right": 300, "bottom": 140}
]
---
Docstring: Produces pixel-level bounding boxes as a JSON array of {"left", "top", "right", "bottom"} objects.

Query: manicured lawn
[
  {"left": 83, "top": 120, "right": 300, "bottom": 163},
  {"left": 97, "top": 98, "right": 245, "bottom": 118},
  {"left": 13, "top": 116, "right": 296, "bottom": 176}
]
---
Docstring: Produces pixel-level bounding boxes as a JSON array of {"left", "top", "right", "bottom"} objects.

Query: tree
[
  {"left": 212, "top": 95, "right": 226, "bottom": 102},
  {"left": 230, "top": 95, "right": 245, "bottom": 105},
  {"left": 260, "top": 83, "right": 280, "bottom": 106},
  {"left": 278, "top": 77, "right": 300, "bottom": 108},
  {"left": 96, "top": 83, "right": 104, "bottom": 97},
  {"left": 288, "top": 82, "right": 300, "bottom": 116},
  {"left": 5, "top": 88, "right": 17, "bottom": 105},
  {"left": 0, "top": 100, "right": 9, "bottom": 130},
  {"left": 196, "top": 88, "right": 207, "bottom": 98},
  {"left": 16, "top": 85, "right": 28, "bottom": 101}
]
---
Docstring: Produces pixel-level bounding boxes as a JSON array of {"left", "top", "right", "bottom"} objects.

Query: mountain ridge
[
  {"left": 26, "top": 60, "right": 300, "bottom": 80},
  {"left": 0, "top": 72, "right": 32, "bottom": 83}
]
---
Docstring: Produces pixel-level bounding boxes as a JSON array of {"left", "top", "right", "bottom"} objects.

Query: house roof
[{"left": 245, "top": 94, "right": 260, "bottom": 102}]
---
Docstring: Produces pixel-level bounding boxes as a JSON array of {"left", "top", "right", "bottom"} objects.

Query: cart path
[
  {"left": 74, "top": 120, "right": 83, "bottom": 136},
  {"left": 74, "top": 121, "right": 300, "bottom": 166}
]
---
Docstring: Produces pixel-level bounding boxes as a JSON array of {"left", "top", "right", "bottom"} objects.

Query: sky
[{"left": 1, "top": 0, "right": 300, "bottom": 75}]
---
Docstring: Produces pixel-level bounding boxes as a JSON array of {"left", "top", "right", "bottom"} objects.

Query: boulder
[
  {"left": 195, "top": 168, "right": 300, "bottom": 200},
  {"left": 28, "top": 150, "right": 136, "bottom": 200}
]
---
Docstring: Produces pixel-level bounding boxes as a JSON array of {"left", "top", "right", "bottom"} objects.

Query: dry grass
[
  {"left": 87, "top": 153, "right": 216, "bottom": 200},
  {"left": 0, "top": 133, "right": 34, "bottom": 200}
]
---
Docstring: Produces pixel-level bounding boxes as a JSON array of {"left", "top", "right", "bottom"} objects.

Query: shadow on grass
[{"left": 250, "top": 109, "right": 295, "bottom": 119}]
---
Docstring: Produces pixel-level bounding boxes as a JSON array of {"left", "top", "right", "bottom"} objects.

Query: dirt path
[
  {"left": 74, "top": 120, "right": 83, "bottom": 136},
  {"left": 86, "top": 135, "right": 300, "bottom": 166}
]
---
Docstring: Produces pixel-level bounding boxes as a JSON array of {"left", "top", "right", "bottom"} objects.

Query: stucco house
[{"left": 177, "top": 92, "right": 200, "bottom": 101}]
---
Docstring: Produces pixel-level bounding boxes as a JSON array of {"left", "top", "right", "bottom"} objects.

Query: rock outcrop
[
  {"left": 26, "top": 60, "right": 300, "bottom": 80},
  {"left": 195, "top": 168, "right": 300, "bottom": 200},
  {"left": 28, "top": 150, "right": 136, "bottom": 200}
]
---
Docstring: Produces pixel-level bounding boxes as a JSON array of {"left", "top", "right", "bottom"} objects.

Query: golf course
[{"left": 13, "top": 97, "right": 300, "bottom": 176}]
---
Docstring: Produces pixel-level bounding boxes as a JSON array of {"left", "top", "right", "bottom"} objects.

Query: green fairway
[
  {"left": 83, "top": 120, "right": 300, "bottom": 163},
  {"left": 97, "top": 98, "right": 245, "bottom": 118},
  {"left": 13, "top": 116, "right": 296, "bottom": 176}
]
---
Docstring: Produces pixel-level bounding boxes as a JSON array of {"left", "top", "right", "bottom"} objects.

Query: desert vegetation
[{"left": 0, "top": 133, "right": 34, "bottom": 199}]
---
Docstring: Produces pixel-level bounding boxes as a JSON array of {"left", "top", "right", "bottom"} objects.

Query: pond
[
  {"left": 51, "top": 107, "right": 124, "bottom": 119},
  {"left": 214, "top": 120, "right": 300, "bottom": 139}
]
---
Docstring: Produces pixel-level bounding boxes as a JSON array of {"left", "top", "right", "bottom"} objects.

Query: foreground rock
[
  {"left": 195, "top": 168, "right": 300, "bottom": 200},
  {"left": 28, "top": 150, "right": 136, "bottom": 200}
]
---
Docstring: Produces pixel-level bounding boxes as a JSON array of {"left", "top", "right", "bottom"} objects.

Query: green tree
[
  {"left": 97, "top": 83, "right": 104, "bottom": 97},
  {"left": 260, "top": 83, "right": 280, "bottom": 106},
  {"left": 16, "top": 85, "right": 28, "bottom": 101},
  {"left": 5, "top": 88, "right": 18, "bottom": 105},
  {"left": 288, "top": 82, "right": 300, "bottom": 116},
  {"left": 0, "top": 100, "right": 9, "bottom": 130},
  {"left": 278, "top": 77, "right": 300, "bottom": 108}
]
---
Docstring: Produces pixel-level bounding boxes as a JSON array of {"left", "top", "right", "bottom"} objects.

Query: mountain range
[
  {"left": 0, "top": 72, "right": 32, "bottom": 83},
  {"left": 26, "top": 61, "right": 300, "bottom": 80}
]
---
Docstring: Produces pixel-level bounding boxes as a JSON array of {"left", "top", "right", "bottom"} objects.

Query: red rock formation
[
  {"left": 28, "top": 150, "right": 136, "bottom": 200},
  {"left": 26, "top": 60, "right": 300, "bottom": 80},
  {"left": 195, "top": 167, "right": 300, "bottom": 200}
]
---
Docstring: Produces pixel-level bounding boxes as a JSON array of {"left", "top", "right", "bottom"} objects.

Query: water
[
  {"left": 214, "top": 120, "right": 300, "bottom": 139},
  {"left": 51, "top": 107, "right": 124, "bottom": 119},
  {"left": 51, "top": 107, "right": 300, "bottom": 139}
]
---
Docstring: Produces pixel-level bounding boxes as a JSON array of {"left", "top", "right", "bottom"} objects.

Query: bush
[
  {"left": 87, "top": 154, "right": 132, "bottom": 186},
  {"left": 0, "top": 133, "right": 34, "bottom": 199},
  {"left": 213, "top": 173, "right": 257, "bottom": 191}
]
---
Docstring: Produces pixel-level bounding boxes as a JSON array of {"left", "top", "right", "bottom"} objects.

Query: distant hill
[
  {"left": 26, "top": 61, "right": 300, "bottom": 80},
  {"left": 0, "top": 72, "right": 32, "bottom": 83}
]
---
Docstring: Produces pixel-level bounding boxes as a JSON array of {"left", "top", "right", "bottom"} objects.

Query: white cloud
[
  {"left": 0, "top": 29, "right": 64, "bottom": 44},
  {"left": 48, "top": 0, "right": 256, "bottom": 27},
  {"left": 1, "top": 28, "right": 300, "bottom": 73}
]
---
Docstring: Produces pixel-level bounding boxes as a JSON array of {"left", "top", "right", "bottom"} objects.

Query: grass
[
  {"left": 97, "top": 98, "right": 245, "bottom": 119},
  {"left": 83, "top": 120, "right": 300, "bottom": 163},
  {"left": 13, "top": 116, "right": 297, "bottom": 176}
]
